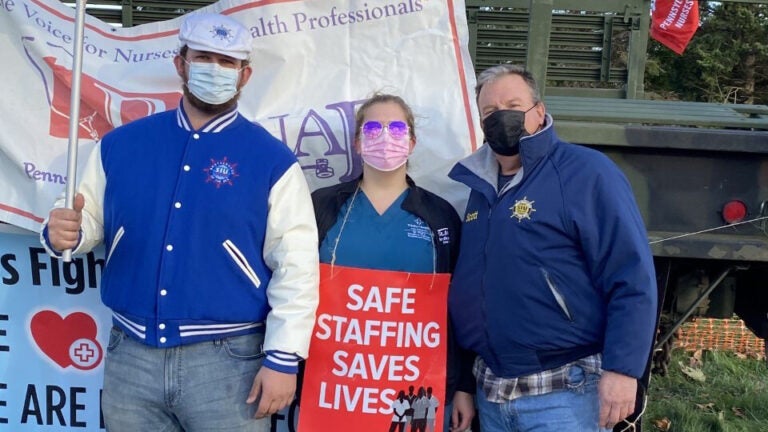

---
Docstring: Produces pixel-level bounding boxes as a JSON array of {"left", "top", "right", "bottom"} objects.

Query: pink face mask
[{"left": 360, "top": 122, "right": 411, "bottom": 171}]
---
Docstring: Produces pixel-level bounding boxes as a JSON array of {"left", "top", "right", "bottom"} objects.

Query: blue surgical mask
[{"left": 185, "top": 61, "right": 241, "bottom": 105}]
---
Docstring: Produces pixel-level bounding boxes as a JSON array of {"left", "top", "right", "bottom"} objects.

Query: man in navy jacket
[{"left": 448, "top": 64, "right": 657, "bottom": 432}]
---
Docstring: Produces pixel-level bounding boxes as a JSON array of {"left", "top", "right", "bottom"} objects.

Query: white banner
[{"left": 0, "top": 0, "right": 479, "bottom": 232}]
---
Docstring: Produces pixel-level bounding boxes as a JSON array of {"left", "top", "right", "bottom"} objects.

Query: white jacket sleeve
[
  {"left": 40, "top": 143, "right": 105, "bottom": 256},
  {"left": 262, "top": 162, "right": 320, "bottom": 359}
]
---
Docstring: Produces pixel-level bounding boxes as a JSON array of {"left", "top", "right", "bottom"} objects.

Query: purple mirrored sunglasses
[{"left": 361, "top": 120, "right": 410, "bottom": 140}]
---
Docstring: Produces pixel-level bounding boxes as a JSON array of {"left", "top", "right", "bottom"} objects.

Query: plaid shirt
[{"left": 474, "top": 354, "right": 603, "bottom": 402}]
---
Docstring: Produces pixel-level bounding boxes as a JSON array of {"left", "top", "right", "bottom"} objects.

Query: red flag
[{"left": 651, "top": 0, "right": 700, "bottom": 55}]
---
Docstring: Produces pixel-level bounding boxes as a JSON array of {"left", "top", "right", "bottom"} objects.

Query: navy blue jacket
[{"left": 448, "top": 116, "right": 657, "bottom": 379}]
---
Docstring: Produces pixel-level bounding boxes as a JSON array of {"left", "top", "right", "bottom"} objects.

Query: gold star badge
[{"left": 511, "top": 197, "right": 536, "bottom": 222}]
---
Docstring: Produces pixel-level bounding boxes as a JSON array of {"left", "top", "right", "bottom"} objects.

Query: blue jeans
[
  {"left": 442, "top": 402, "right": 452, "bottom": 432},
  {"left": 102, "top": 327, "right": 268, "bottom": 432},
  {"left": 476, "top": 365, "right": 612, "bottom": 432}
]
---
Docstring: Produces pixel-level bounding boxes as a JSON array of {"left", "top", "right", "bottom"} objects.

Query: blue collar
[{"left": 175, "top": 99, "right": 240, "bottom": 133}]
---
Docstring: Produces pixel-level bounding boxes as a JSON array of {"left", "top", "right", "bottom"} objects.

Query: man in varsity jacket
[{"left": 41, "top": 12, "right": 319, "bottom": 432}]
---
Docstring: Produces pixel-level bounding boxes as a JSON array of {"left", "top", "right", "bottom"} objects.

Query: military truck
[{"left": 59, "top": 0, "right": 768, "bottom": 429}]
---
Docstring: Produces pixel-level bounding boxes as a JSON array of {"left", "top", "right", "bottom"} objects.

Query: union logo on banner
[
  {"left": 299, "top": 264, "right": 449, "bottom": 432},
  {"left": 29, "top": 310, "right": 104, "bottom": 371},
  {"left": 22, "top": 38, "right": 180, "bottom": 142}
]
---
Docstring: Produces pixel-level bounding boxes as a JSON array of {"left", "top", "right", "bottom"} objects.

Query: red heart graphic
[{"left": 30, "top": 310, "right": 103, "bottom": 370}]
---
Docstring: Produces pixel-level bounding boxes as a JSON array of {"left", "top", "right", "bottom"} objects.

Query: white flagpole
[{"left": 62, "top": 0, "right": 88, "bottom": 262}]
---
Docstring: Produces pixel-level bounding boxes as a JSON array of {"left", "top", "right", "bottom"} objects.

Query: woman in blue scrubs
[{"left": 311, "top": 93, "right": 475, "bottom": 432}]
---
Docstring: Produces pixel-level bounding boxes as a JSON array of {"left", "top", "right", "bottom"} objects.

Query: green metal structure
[
  {"left": 68, "top": 0, "right": 215, "bottom": 26},
  {"left": 467, "top": 0, "right": 650, "bottom": 98}
]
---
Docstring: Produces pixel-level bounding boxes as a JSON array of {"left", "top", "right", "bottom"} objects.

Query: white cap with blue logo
[{"left": 179, "top": 12, "right": 253, "bottom": 60}]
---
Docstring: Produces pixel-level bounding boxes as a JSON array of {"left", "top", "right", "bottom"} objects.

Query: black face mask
[{"left": 482, "top": 106, "right": 535, "bottom": 156}]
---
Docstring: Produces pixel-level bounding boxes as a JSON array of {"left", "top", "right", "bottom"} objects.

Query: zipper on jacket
[
  {"left": 223, "top": 239, "right": 261, "bottom": 289},
  {"left": 482, "top": 201, "right": 502, "bottom": 362},
  {"left": 106, "top": 226, "right": 125, "bottom": 265},
  {"left": 541, "top": 267, "right": 573, "bottom": 322}
]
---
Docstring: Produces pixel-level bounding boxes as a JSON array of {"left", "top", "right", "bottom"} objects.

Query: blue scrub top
[{"left": 319, "top": 189, "right": 434, "bottom": 273}]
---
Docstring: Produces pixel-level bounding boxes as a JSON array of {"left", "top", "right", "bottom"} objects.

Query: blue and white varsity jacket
[
  {"left": 447, "top": 114, "right": 657, "bottom": 380},
  {"left": 42, "top": 103, "right": 319, "bottom": 373}
]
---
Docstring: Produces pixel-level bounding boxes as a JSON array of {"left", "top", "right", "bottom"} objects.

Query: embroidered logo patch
[
  {"left": 210, "top": 24, "right": 234, "bottom": 42},
  {"left": 511, "top": 196, "right": 536, "bottom": 222},
  {"left": 465, "top": 211, "right": 478, "bottom": 222},
  {"left": 437, "top": 228, "right": 451, "bottom": 245},
  {"left": 204, "top": 157, "right": 239, "bottom": 188},
  {"left": 406, "top": 218, "right": 432, "bottom": 242}
]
